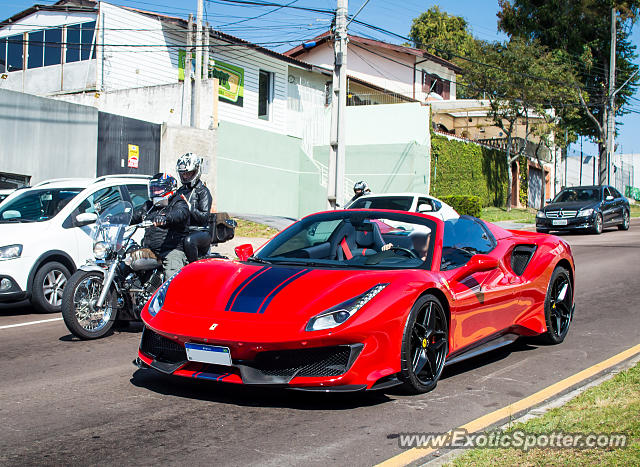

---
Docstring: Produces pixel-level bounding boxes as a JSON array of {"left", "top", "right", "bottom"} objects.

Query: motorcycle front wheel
[{"left": 62, "top": 270, "right": 118, "bottom": 340}]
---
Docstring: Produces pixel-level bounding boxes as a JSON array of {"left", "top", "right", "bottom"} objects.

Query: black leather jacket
[
  {"left": 177, "top": 180, "right": 212, "bottom": 228},
  {"left": 132, "top": 196, "right": 189, "bottom": 256}
]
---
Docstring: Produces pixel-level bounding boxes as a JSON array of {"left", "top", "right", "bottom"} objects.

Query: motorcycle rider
[
  {"left": 346, "top": 180, "right": 371, "bottom": 207},
  {"left": 176, "top": 153, "right": 214, "bottom": 263},
  {"left": 133, "top": 173, "right": 190, "bottom": 278}
]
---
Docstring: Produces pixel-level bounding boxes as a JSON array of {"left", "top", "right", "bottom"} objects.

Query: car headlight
[
  {"left": 93, "top": 241, "right": 109, "bottom": 259},
  {"left": 536, "top": 210, "right": 546, "bottom": 218},
  {"left": 0, "top": 244, "right": 22, "bottom": 261},
  {"left": 148, "top": 275, "right": 176, "bottom": 317},
  {"left": 578, "top": 208, "right": 594, "bottom": 217},
  {"left": 306, "top": 283, "right": 388, "bottom": 331}
]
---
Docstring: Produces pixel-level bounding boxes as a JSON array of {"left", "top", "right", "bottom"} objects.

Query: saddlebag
[{"left": 209, "top": 212, "right": 237, "bottom": 244}]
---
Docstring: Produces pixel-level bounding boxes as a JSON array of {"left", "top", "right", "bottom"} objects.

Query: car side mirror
[
  {"left": 451, "top": 254, "right": 499, "bottom": 282},
  {"left": 545, "top": 198, "right": 552, "bottom": 204},
  {"left": 418, "top": 204, "right": 433, "bottom": 213},
  {"left": 75, "top": 212, "right": 98, "bottom": 227},
  {"left": 606, "top": 195, "right": 614, "bottom": 201},
  {"left": 235, "top": 244, "right": 254, "bottom": 261}
]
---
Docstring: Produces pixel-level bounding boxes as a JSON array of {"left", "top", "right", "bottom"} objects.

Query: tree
[
  {"left": 408, "top": 6, "right": 477, "bottom": 60},
  {"left": 463, "top": 38, "right": 578, "bottom": 210},
  {"left": 498, "top": 0, "right": 640, "bottom": 185},
  {"left": 408, "top": 7, "right": 484, "bottom": 98}
]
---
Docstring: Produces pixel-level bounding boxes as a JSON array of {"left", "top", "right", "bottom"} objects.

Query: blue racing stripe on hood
[{"left": 227, "top": 267, "right": 309, "bottom": 313}]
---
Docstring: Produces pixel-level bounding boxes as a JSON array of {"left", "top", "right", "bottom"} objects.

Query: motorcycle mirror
[
  {"left": 235, "top": 244, "right": 254, "bottom": 261},
  {"left": 75, "top": 212, "right": 98, "bottom": 227}
]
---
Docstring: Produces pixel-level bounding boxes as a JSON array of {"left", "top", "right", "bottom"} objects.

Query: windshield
[
  {"left": 349, "top": 196, "right": 414, "bottom": 211},
  {"left": 553, "top": 188, "right": 600, "bottom": 203},
  {"left": 0, "top": 188, "right": 82, "bottom": 223},
  {"left": 92, "top": 200, "right": 134, "bottom": 249},
  {"left": 256, "top": 211, "right": 437, "bottom": 270}
]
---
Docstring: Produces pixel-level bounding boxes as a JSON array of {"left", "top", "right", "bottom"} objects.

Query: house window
[
  {"left": 0, "top": 38, "right": 5, "bottom": 73},
  {"left": 421, "top": 71, "right": 450, "bottom": 99},
  {"left": 81, "top": 21, "right": 96, "bottom": 60},
  {"left": 6, "top": 34, "right": 23, "bottom": 71},
  {"left": 258, "top": 69, "right": 273, "bottom": 120},
  {"left": 66, "top": 24, "right": 81, "bottom": 63},
  {"left": 27, "top": 30, "right": 44, "bottom": 69},
  {"left": 44, "top": 28, "right": 63, "bottom": 67}
]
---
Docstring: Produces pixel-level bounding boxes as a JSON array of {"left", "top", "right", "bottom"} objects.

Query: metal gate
[
  {"left": 528, "top": 166, "right": 543, "bottom": 208},
  {"left": 96, "top": 112, "right": 160, "bottom": 176}
]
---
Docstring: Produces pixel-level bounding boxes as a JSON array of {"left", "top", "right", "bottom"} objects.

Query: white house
[{"left": 285, "top": 32, "right": 462, "bottom": 103}]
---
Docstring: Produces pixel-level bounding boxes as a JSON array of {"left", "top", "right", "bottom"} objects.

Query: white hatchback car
[
  {"left": 346, "top": 192, "right": 459, "bottom": 220},
  {"left": 0, "top": 175, "right": 151, "bottom": 312}
]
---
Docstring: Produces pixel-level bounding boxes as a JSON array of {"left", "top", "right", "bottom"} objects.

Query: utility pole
[
  {"left": 193, "top": 0, "right": 203, "bottom": 128},
  {"left": 182, "top": 14, "right": 193, "bottom": 127},
  {"left": 327, "top": 0, "right": 348, "bottom": 209},
  {"left": 605, "top": 6, "right": 617, "bottom": 185},
  {"left": 579, "top": 135, "right": 583, "bottom": 185}
]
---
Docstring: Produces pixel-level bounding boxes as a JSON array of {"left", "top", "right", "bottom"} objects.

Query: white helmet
[{"left": 176, "top": 153, "right": 202, "bottom": 188}]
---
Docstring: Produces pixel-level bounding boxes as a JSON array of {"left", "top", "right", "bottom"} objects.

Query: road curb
[
  {"left": 420, "top": 350, "right": 640, "bottom": 466},
  {"left": 375, "top": 343, "right": 640, "bottom": 467}
]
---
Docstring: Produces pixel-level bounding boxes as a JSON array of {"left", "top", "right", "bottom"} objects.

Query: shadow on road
[
  {"left": 130, "top": 369, "right": 392, "bottom": 410},
  {"left": 0, "top": 300, "right": 38, "bottom": 317}
]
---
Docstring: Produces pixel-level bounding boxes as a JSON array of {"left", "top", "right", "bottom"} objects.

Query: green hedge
[
  {"left": 430, "top": 135, "right": 508, "bottom": 207},
  {"left": 439, "top": 195, "right": 482, "bottom": 217}
]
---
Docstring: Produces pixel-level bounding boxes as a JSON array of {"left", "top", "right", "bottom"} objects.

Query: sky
[{"left": 1, "top": 0, "right": 639, "bottom": 157}]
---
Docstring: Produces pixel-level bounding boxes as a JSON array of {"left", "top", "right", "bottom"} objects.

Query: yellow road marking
[{"left": 376, "top": 342, "right": 640, "bottom": 467}]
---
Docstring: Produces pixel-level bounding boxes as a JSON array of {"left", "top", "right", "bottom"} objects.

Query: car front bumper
[
  {"left": 0, "top": 274, "right": 28, "bottom": 302},
  {"left": 135, "top": 325, "right": 397, "bottom": 391},
  {"left": 536, "top": 214, "right": 595, "bottom": 231}
]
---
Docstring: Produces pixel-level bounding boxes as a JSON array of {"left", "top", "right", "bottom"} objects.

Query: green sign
[{"left": 178, "top": 50, "right": 244, "bottom": 107}]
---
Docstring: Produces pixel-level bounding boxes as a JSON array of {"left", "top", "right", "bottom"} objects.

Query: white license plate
[
  {"left": 552, "top": 219, "right": 568, "bottom": 226},
  {"left": 185, "top": 343, "right": 232, "bottom": 366}
]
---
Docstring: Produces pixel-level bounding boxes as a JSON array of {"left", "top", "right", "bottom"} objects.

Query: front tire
[
  {"left": 537, "top": 266, "right": 573, "bottom": 345},
  {"left": 618, "top": 209, "right": 630, "bottom": 230},
  {"left": 591, "top": 213, "right": 603, "bottom": 235},
  {"left": 399, "top": 295, "right": 449, "bottom": 394},
  {"left": 62, "top": 271, "right": 117, "bottom": 340},
  {"left": 31, "top": 261, "right": 71, "bottom": 313}
]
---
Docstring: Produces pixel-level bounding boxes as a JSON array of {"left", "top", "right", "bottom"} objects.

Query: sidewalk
[{"left": 493, "top": 220, "right": 536, "bottom": 231}]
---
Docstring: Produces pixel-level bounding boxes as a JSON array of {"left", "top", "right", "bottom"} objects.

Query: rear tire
[
  {"left": 537, "top": 266, "right": 573, "bottom": 345},
  {"left": 591, "top": 213, "right": 603, "bottom": 235},
  {"left": 618, "top": 210, "right": 630, "bottom": 230},
  {"left": 399, "top": 295, "right": 449, "bottom": 394},
  {"left": 30, "top": 261, "right": 71, "bottom": 313},
  {"left": 62, "top": 270, "right": 117, "bottom": 340}
]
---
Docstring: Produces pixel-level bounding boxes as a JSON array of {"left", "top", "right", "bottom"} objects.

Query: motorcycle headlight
[
  {"left": 93, "top": 241, "right": 109, "bottom": 259},
  {"left": 578, "top": 208, "right": 594, "bottom": 217},
  {"left": 148, "top": 276, "right": 175, "bottom": 317},
  {"left": 0, "top": 244, "right": 22, "bottom": 261},
  {"left": 536, "top": 210, "right": 546, "bottom": 218},
  {"left": 306, "top": 284, "right": 388, "bottom": 332}
]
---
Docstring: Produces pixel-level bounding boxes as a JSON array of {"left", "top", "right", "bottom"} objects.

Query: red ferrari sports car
[{"left": 136, "top": 210, "right": 575, "bottom": 394}]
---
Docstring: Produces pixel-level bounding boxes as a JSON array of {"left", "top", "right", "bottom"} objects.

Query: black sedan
[{"left": 536, "top": 185, "right": 630, "bottom": 234}]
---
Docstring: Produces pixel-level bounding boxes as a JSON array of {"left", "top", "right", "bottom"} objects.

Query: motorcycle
[{"left": 62, "top": 201, "right": 166, "bottom": 339}]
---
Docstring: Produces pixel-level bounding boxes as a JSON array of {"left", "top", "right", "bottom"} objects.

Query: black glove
[{"left": 153, "top": 215, "right": 167, "bottom": 227}]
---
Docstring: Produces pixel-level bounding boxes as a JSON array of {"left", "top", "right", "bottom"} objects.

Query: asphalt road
[{"left": 1, "top": 220, "right": 639, "bottom": 466}]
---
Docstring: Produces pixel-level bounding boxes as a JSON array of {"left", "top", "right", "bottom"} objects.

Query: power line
[{"left": 217, "top": 0, "right": 300, "bottom": 27}]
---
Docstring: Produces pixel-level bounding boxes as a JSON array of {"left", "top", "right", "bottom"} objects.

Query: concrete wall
[
  {"left": 0, "top": 88, "right": 98, "bottom": 184},
  {"left": 160, "top": 125, "right": 217, "bottom": 208},
  {"left": 55, "top": 80, "right": 218, "bottom": 129}
]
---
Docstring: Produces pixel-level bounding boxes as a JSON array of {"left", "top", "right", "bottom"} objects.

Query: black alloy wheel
[
  {"left": 400, "top": 295, "right": 449, "bottom": 394},
  {"left": 538, "top": 266, "right": 573, "bottom": 344}
]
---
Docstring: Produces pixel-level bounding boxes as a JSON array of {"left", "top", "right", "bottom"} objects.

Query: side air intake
[{"left": 510, "top": 245, "right": 537, "bottom": 276}]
